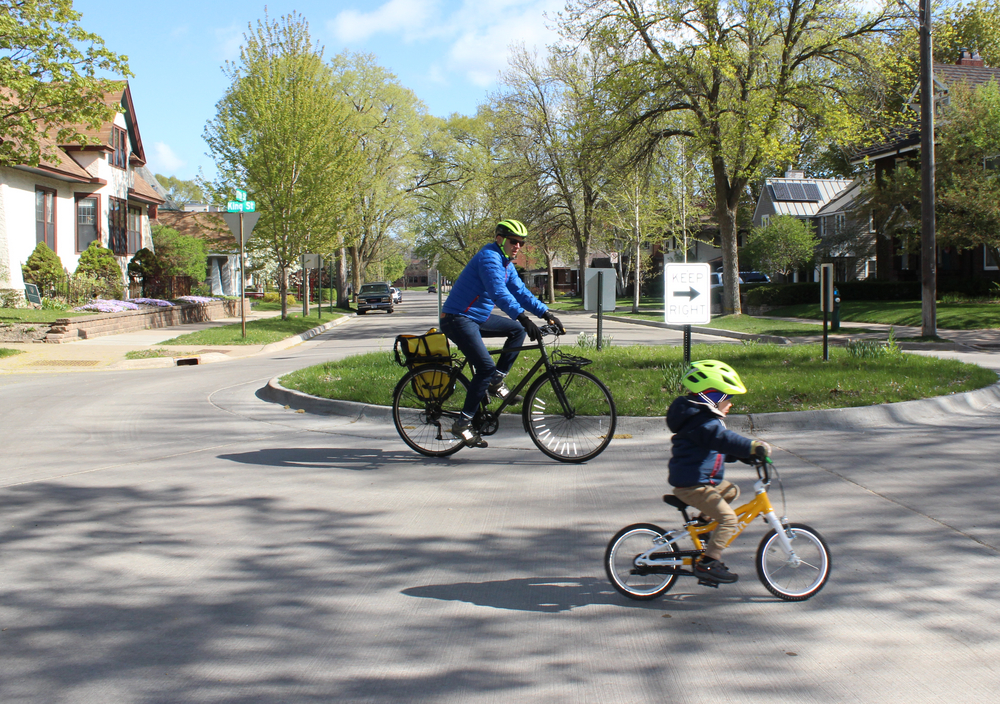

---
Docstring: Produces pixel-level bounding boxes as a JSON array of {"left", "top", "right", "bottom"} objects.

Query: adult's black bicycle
[{"left": 391, "top": 325, "right": 616, "bottom": 463}]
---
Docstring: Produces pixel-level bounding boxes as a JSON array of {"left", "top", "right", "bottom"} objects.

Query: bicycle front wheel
[
  {"left": 392, "top": 364, "right": 469, "bottom": 457},
  {"left": 523, "top": 368, "right": 616, "bottom": 462},
  {"left": 605, "top": 523, "right": 679, "bottom": 600},
  {"left": 756, "top": 523, "right": 831, "bottom": 601}
]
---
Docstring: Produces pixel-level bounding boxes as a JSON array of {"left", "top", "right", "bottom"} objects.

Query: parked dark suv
[
  {"left": 357, "top": 282, "right": 394, "bottom": 314},
  {"left": 739, "top": 271, "right": 771, "bottom": 284}
]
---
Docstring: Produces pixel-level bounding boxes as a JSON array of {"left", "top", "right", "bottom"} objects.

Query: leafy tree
[
  {"left": 75, "top": 241, "right": 123, "bottom": 297},
  {"left": 742, "top": 215, "right": 819, "bottom": 280},
  {"left": 150, "top": 224, "right": 207, "bottom": 281},
  {"left": 872, "top": 79, "right": 1000, "bottom": 270},
  {"left": 155, "top": 174, "right": 205, "bottom": 207},
  {"left": 0, "top": 0, "right": 131, "bottom": 168},
  {"left": 204, "top": 12, "right": 361, "bottom": 318},
  {"left": 564, "top": 0, "right": 902, "bottom": 314},
  {"left": 21, "top": 242, "right": 64, "bottom": 292},
  {"left": 495, "top": 46, "right": 612, "bottom": 289},
  {"left": 332, "top": 53, "right": 425, "bottom": 294}
]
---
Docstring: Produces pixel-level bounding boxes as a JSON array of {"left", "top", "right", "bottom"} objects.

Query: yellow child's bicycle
[{"left": 605, "top": 457, "right": 831, "bottom": 601}]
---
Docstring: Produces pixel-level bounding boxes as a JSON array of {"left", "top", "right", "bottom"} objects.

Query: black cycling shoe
[
  {"left": 488, "top": 380, "right": 523, "bottom": 404},
  {"left": 694, "top": 557, "right": 738, "bottom": 584}
]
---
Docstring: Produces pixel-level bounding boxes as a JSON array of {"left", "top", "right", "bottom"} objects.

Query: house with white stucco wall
[{"left": 0, "top": 81, "right": 164, "bottom": 300}]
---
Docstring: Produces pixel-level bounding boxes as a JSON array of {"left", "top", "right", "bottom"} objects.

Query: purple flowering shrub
[
  {"left": 74, "top": 299, "right": 141, "bottom": 313},
  {"left": 175, "top": 295, "right": 221, "bottom": 304},
  {"left": 130, "top": 298, "right": 175, "bottom": 307}
]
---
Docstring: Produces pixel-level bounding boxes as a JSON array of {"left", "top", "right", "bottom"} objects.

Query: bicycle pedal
[{"left": 697, "top": 578, "right": 721, "bottom": 589}]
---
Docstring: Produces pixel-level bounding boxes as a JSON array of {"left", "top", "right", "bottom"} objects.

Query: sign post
[
  {"left": 820, "top": 263, "right": 834, "bottom": 361},
  {"left": 222, "top": 203, "right": 261, "bottom": 339},
  {"left": 302, "top": 254, "right": 321, "bottom": 318},
  {"left": 665, "top": 263, "right": 711, "bottom": 364}
]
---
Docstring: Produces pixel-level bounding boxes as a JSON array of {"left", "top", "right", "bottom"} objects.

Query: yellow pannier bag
[{"left": 393, "top": 328, "right": 453, "bottom": 400}]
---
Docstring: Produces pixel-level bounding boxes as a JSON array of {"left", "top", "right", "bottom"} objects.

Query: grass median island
[
  {"left": 161, "top": 312, "right": 345, "bottom": 346},
  {"left": 279, "top": 342, "right": 997, "bottom": 416},
  {"left": 0, "top": 347, "right": 23, "bottom": 358},
  {"left": 768, "top": 300, "right": 1000, "bottom": 330}
]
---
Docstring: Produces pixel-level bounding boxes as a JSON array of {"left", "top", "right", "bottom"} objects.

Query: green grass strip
[
  {"left": 280, "top": 342, "right": 997, "bottom": 417},
  {"left": 0, "top": 347, "right": 24, "bottom": 358},
  {"left": 162, "top": 312, "right": 344, "bottom": 346},
  {"left": 768, "top": 301, "right": 1000, "bottom": 330}
]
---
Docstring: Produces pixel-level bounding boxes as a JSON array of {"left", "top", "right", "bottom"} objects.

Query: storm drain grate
[{"left": 30, "top": 359, "right": 101, "bottom": 367}]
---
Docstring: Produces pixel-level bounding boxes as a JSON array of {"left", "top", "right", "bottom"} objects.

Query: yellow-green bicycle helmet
[
  {"left": 496, "top": 219, "right": 528, "bottom": 239},
  {"left": 681, "top": 359, "right": 747, "bottom": 395}
]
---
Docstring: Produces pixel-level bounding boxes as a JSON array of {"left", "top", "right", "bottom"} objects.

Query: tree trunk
[
  {"left": 717, "top": 201, "right": 741, "bottom": 316},
  {"left": 350, "top": 245, "right": 362, "bottom": 293},
  {"left": 336, "top": 246, "right": 349, "bottom": 308},
  {"left": 547, "top": 257, "right": 556, "bottom": 304},
  {"left": 279, "top": 266, "right": 288, "bottom": 319}
]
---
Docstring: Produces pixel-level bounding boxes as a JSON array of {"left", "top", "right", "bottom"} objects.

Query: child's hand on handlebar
[{"left": 751, "top": 440, "right": 771, "bottom": 460}]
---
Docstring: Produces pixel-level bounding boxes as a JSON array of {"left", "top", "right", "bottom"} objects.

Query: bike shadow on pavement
[
  {"left": 402, "top": 577, "right": 782, "bottom": 612},
  {"left": 216, "top": 445, "right": 551, "bottom": 471}
]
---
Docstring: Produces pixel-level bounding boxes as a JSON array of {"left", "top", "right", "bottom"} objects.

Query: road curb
[
  {"left": 598, "top": 314, "right": 790, "bottom": 344},
  {"left": 260, "top": 375, "right": 1000, "bottom": 435}
]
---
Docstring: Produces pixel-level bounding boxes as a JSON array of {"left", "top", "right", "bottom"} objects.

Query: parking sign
[{"left": 665, "top": 263, "right": 711, "bottom": 325}]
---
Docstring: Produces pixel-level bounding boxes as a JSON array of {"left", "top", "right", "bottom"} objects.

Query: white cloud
[
  {"left": 331, "top": 0, "right": 438, "bottom": 44},
  {"left": 151, "top": 142, "right": 186, "bottom": 174}
]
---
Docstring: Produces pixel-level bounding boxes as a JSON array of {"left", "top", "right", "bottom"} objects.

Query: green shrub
[
  {"left": 75, "top": 242, "right": 124, "bottom": 298},
  {"left": 262, "top": 291, "right": 297, "bottom": 305},
  {"left": 22, "top": 242, "right": 64, "bottom": 292}
]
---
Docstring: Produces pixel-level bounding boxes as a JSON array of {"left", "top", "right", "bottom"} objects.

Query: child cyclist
[{"left": 666, "top": 359, "right": 771, "bottom": 584}]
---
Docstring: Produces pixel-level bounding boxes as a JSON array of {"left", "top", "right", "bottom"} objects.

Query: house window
[
  {"left": 986, "top": 245, "right": 998, "bottom": 271},
  {"left": 35, "top": 187, "right": 56, "bottom": 249},
  {"left": 108, "top": 197, "right": 128, "bottom": 255},
  {"left": 127, "top": 206, "right": 142, "bottom": 254},
  {"left": 834, "top": 213, "right": 846, "bottom": 233},
  {"left": 111, "top": 126, "right": 128, "bottom": 169},
  {"left": 761, "top": 215, "right": 770, "bottom": 227},
  {"left": 76, "top": 195, "right": 99, "bottom": 252}
]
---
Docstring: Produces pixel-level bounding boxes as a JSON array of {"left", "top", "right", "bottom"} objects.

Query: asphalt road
[{"left": 0, "top": 291, "right": 998, "bottom": 703}]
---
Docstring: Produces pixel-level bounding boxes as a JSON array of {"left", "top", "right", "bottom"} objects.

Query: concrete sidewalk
[{"left": 0, "top": 309, "right": 354, "bottom": 374}]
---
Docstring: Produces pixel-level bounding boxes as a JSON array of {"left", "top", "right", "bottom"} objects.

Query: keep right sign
[{"left": 665, "top": 262, "right": 711, "bottom": 325}]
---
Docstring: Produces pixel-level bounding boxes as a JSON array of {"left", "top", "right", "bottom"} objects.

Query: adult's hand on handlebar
[
  {"left": 751, "top": 440, "right": 771, "bottom": 460},
  {"left": 545, "top": 313, "right": 565, "bottom": 334},
  {"left": 517, "top": 312, "right": 541, "bottom": 342}
]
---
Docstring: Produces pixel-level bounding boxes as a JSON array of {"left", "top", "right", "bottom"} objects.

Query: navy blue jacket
[
  {"left": 442, "top": 242, "right": 548, "bottom": 323},
  {"left": 666, "top": 395, "right": 754, "bottom": 487}
]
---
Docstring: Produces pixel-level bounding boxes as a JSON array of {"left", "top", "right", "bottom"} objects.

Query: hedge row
[{"left": 744, "top": 276, "right": 999, "bottom": 307}]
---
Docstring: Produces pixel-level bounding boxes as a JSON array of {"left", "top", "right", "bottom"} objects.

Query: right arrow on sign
[{"left": 672, "top": 287, "right": 700, "bottom": 300}]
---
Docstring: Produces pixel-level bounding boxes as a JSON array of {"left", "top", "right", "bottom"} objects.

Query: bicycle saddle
[{"left": 663, "top": 495, "right": 690, "bottom": 510}]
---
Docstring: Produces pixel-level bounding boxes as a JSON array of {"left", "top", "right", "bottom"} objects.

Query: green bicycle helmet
[
  {"left": 496, "top": 219, "right": 528, "bottom": 240},
  {"left": 681, "top": 359, "right": 747, "bottom": 395}
]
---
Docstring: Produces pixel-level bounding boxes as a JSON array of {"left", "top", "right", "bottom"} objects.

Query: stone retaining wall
[{"left": 45, "top": 299, "right": 251, "bottom": 343}]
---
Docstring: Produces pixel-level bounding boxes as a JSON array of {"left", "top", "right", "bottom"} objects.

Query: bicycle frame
[{"left": 636, "top": 464, "right": 802, "bottom": 573}]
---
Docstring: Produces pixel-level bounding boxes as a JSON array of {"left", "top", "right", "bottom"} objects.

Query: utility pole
[{"left": 919, "top": 0, "right": 937, "bottom": 337}]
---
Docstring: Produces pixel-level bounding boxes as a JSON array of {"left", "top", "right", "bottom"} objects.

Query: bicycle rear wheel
[
  {"left": 755, "top": 523, "right": 831, "bottom": 601},
  {"left": 523, "top": 368, "right": 616, "bottom": 463},
  {"left": 392, "top": 365, "right": 469, "bottom": 457},
  {"left": 605, "top": 523, "right": 679, "bottom": 600}
]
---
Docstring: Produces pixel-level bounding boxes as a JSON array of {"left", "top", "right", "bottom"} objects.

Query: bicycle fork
[{"left": 761, "top": 510, "right": 802, "bottom": 567}]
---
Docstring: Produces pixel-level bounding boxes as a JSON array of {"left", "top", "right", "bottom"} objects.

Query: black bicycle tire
[
  {"left": 755, "top": 523, "right": 831, "bottom": 601},
  {"left": 605, "top": 523, "right": 679, "bottom": 600},
  {"left": 392, "top": 364, "right": 470, "bottom": 458},
  {"left": 522, "top": 367, "right": 616, "bottom": 463}
]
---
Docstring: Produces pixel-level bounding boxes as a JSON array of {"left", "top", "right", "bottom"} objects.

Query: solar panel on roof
[{"left": 771, "top": 181, "right": 822, "bottom": 201}]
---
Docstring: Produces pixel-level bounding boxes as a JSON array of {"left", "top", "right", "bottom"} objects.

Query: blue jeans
[{"left": 439, "top": 313, "right": 527, "bottom": 417}]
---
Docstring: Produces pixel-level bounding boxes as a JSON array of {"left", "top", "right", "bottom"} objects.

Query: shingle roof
[{"left": 155, "top": 211, "right": 237, "bottom": 253}]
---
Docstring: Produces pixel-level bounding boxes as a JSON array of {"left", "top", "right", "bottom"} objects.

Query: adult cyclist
[{"left": 439, "top": 219, "right": 564, "bottom": 446}]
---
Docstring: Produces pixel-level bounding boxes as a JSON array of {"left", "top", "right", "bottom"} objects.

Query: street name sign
[{"left": 665, "top": 262, "right": 711, "bottom": 325}]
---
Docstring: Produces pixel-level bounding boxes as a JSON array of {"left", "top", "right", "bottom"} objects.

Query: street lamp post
[{"left": 919, "top": 0, "right": 937, "bottom": 338}]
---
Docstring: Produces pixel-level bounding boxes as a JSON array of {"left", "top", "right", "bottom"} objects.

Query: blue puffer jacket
[
  {"left": 666, "top": 395, "right": 754, "bottom": 487},
  {"left": 442, "top": 242, "right": 548, "bottom": 323}
]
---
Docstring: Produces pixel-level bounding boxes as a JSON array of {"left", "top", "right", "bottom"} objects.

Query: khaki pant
[{"left": 673, "top": 480, "right": 740, "bottom": 560}]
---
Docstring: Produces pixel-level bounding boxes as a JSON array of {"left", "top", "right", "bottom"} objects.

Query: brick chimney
[{"left": 957, "top": 48, "right": 985, "bottom": 67}]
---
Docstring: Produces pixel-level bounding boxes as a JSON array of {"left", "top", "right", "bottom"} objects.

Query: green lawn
[
  {"left": 280, "top": 341, "right": 997, "bottom": 416},
  {"left": 0, "top": 347, "right": 23, "bottom": 358},
  {"left": 767, "top": 301, "right": 1000, "bottom": 329},
  {"left": 162, "top": 312, "right": 345, "bottom": 346},
  {"left": 0, "top": 307, "right": 98, "bottom": 323}
]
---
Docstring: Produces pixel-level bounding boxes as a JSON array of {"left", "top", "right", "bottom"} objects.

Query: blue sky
[{"left": 73, "top": 0, "right": 563, "bottom": 183}]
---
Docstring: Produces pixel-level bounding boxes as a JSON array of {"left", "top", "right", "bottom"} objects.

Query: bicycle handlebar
[{"left": 539, "top": 323, "right": 564, "bottom": 337}]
